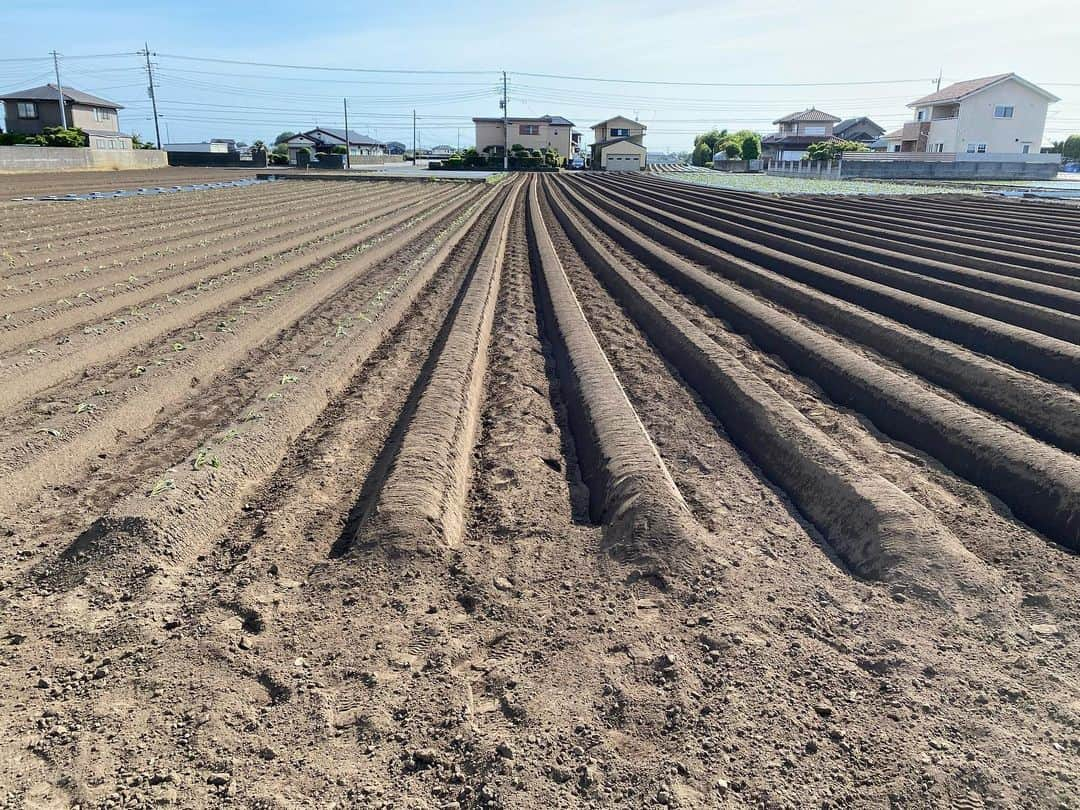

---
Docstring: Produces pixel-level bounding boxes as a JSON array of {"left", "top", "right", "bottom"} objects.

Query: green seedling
[
  {"left": 172, "top": 342, "right": 186, "bottom": 352},
  {"left": 94, "top": 388, "right": 109, "bottom": 397},
  {"left": 242, "top": 411, "right": 263, "bottom": 423},
  {"left": 280, "top": 374, "right": 298, "bottom": 385},
  {"left": 74, "top": 402, "right": 94, "bottom": 414},
  {"left": 266, "top": 391, "right": 282, "bottom": 401},
  {"left": 335, "top": 324, "right": 349, "bottom": 337},
  {"left": 191, "top": 331, "right": 205, "bottom": 342},
  {"left": 148, "top": 478, "right": 175, "bottom": 497},
  {"left": 127, "top": 275, "right": 138, "bottom": 284},
  {"left": 222, "top": 428, "right": 241, "bottom": 442},
  {"left": 131, "top": 365, "right": 147, "bottom": 377},
  {"left": 193, "top": 450, "right": 220, "bottom": 470}
]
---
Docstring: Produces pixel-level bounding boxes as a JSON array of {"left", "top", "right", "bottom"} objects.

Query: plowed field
[{"left": 0, "top": 174, "right": 1077, "bottom": 809}]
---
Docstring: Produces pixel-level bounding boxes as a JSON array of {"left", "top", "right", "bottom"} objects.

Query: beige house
[
  {"left": 589, "top": 115, "right": 647, "bottom": 170},
  {"left": 472, "top": 115, "right": 575, "bottom": 160},
  {"left": 895, "top": 73, "right": 1059, "bottom": 155},
  {"left": 0, "top": 83, "right": 131, "bottom": 149},
  {"left": 761, "top": 109, "right": 841, "bottom": 161}
]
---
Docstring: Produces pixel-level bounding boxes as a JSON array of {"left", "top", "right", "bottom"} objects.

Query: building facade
[
  {"left": 761, "top": 109, "right": 841, "bottom": 160},
  {"left": 895, "top": 73, "right": 1059, "bottom": 155},
  {"left": 0, "top": 83, "right": 132, "bottom": 149},
  {"left": 472, "top": 115, "right": 575, "bottom": 160}
]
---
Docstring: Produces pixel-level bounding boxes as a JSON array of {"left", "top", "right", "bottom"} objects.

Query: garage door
[{"left": 606, "top": 153, "right": 641, "bottom": 171}]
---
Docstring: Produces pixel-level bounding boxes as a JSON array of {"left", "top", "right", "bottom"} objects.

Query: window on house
[
  {"left": 930, "top": 143, "right": 944, "bottom": 153},
  {"left": 803, "top": 125, "right": 826, "bottom": 136},
  {"left": 916, "top": 110, "right": 925, "bottom": 122},
  {"left": 610, "top": 127, "right": 629, "bottom": 137},
  {"left": 994, "top": 105, "right": 1014, "bottom": 118},
  {"left": 892, "top": 144, "right": 901, "bottom": 152},
  {"left": 519, "top": 124, "right": 539, "bottom": 135},
  {"left": 1021, "top": 144, "right": 1030, "bottom": 154},
  {"left": 977, "top": 143, "right": 987, "bottom": 153},
  {"left": 16, "top": 102, "right": 38, "bottom": 119},
  {"left": 93, "top": 107, "right": 110, "bottom": 122}
]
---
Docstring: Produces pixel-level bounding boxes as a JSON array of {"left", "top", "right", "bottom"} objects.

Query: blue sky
[{"left": 2, "top": 0, "right": 1076, "bottom": 150}]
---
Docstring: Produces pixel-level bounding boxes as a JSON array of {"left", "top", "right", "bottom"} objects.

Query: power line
[{"left": 156, "top": 52, "right": 496, "bottom": 76}]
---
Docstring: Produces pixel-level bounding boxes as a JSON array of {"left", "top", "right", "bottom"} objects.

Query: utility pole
[
  {"left": 343, "top": 97, "right": 351, "bottom": 170},
  {"left": 935, "top": 68, "right": 943, "bottom": 92},
  {"left": 501, "top": 71, "right": 508, "bottom": 170},
  {"left": 141, "top": 43, "right": 162, "bottom": 148},
  {"left": 412, "top": 109, "right": 417, "bottom": 165},
  {"left": 51, "top": 51, "right": 67, "bottom": 128}
]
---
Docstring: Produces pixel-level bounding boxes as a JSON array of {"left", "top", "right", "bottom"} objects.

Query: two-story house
[
  {"left": 890, "top": 73, "right": 1059, "bottom": 156},
  {"left": 0, "top": 83, "right": 131, "bottom": 149},
  {"left": 832, "top": 117, "right": 885, "bottom": 146},
  {"left": 472, "top": 115, "right": 575, "bottom": 161},
  {"left": 761, "top": 109, "right": 841, "bottom": 161},
  {"left": 589, "top": 115, "right": 647, "bottom": 170}
]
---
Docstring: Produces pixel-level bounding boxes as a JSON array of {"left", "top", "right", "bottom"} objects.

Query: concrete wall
[
  {"left": 767, "top": 160, "right": 841, "bottom": 179},
  {"left": 167, "top": 150, "right": 266, "bottom": 168},
  {"left": 0, "top": 146, "right": 167, "bottom": 173},
  {"left": 839, "top": 158, "right": 1058, "bottom": 180}
]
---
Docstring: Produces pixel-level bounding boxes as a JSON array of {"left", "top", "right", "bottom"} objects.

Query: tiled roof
[
  {"left": 908, "top": 74, "right": 1011, "bottom": 106},
  {"left": 762, "top": 134, "right": 841, "bottom": 146},
  {"left": 772, "top": 108, "right": 841, "bottom": 125},
  {"left": 306, "top": 127, "right": 384, "bottom": 146},
  {"left": 907, "top": 73, "right": 1059, "bottom": 106},
  {"left": 592, "top": 136, "right": 646, "bottom": 149},
  {"left": 0, "top": 83, "right": 123, "bottom": 109},
  {"left": 834, "top": 117, "right": 884, "bottom": 137}
]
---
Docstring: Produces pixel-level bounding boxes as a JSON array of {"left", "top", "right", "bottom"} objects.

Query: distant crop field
[{"left": 660, "top": 167, "right": 957, "bottom": 195}]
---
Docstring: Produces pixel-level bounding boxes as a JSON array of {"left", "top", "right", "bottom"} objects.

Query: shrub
[
  {"left": 330, "top": 144, "right": 348, "bottom": 155},
  {"left": 692, "top": 141, "right": 712, "bottom": 166},
  {"left": 806, "top": 139, "right": 868, "bottom": 161},
  {"left": 268, "top": 153, "right": 289, "bottom": 165},
  {"left": 443, "top": 156, "right": 465, "bottom": 168}
]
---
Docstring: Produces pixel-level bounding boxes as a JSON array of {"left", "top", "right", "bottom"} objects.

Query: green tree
[
  {"left": 806, "top": 139, "right": 868, "bottom": 162},
  {"left": 330, "top": 144, "right": 348, "bottom": 154},
  {"left": 692, "top": 141, "right": 713, "bottom": 166},
  {"left": 131, "top": 132, "right": 156, "bottom": 150},
  {"left": 274, "top": 131, "right": 297, "bottom": 145},
  {"left": 738, "top": 132, "right": 761, "bottom": 160},
  {"left": 722, "top": 139, "right": 742, "bottom": 159},
  {"left": 1054, "top": 135, "right": 1080, "bottom": 160}
]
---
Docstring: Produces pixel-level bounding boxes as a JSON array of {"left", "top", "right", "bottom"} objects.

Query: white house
[
  {"left": 589, "top": 115, "right": 647, "bottom": 171},
  {"left": 894, "top": 73, "right": 1059, "bottom": 156}
]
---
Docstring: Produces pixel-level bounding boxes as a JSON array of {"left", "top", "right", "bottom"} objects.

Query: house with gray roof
[
  {"left": 284, "top": 127, "right": 386, "bottom": 164},
  {"left": 832, "top": 117, "right": 885, "bottom": 146},
  {"left": 0, "top": 83, "right": 132, "bottom": 149},
  {"left": 761, "top": 108, "right": 842, "bottom": 161}
]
